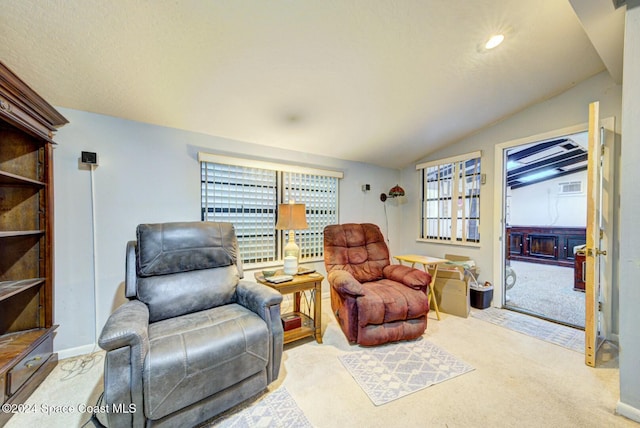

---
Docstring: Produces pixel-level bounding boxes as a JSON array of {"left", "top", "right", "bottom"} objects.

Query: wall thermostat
[{"left": 81, "top": 151, "right": 98, "bottom": 165}]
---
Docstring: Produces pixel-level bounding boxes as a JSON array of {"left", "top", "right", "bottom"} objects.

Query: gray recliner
[{"left": 98, "top": 221, "right": 284, "bottom": 427}]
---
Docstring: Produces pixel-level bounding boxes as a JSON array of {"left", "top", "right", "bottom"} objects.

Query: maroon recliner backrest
[{"left": 323, "top": 223, "right": 390, "bottom": 283}]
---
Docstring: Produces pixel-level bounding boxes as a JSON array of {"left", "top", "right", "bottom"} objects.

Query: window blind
[
  {"left": 201, "top": 162, "right": 277, "bottom": 263},
  {"left": 283, "top": 172, "right": 339, "bottom": 260},
  {"left": 200, "top": 154, "right": 341, "bottom": 265}
]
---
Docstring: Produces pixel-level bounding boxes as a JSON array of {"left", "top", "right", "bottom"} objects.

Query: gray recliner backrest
[{"left": 128, "top": 221, "right": 243, "bottom": 322}]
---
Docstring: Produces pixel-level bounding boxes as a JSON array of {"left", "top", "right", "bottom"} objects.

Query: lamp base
[
  {"left": 283, "top": 256, "right": 298, "bottom": 275},
  {"left": 283, "top": 236, "right": 299, "bottom": 275}
]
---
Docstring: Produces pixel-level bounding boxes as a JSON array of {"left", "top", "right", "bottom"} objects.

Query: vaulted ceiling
[{"left": 0, "top": 0, "right": 625, "bottom": 169}]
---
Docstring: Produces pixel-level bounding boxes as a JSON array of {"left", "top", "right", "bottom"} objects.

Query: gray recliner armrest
[
  {"left": 383, "top": 264, "right": 431, "bottom": 292},
  {"left": 236, "top": 280, "right": 283, "bottom": 312},
  {"left": 99, "top": 299, "right": 150, "bottom": 351},
  {"left": 99, "top": 300, "right": 149, "bottom": 428},
  {"left": 236, "top": 280, "right": 284, "bottom": 383}
]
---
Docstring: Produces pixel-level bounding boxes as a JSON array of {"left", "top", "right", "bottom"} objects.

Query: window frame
[
  {"left": 199, "top": 152, "right": 343, "bottom": 267},
  {"left": 416, "top": 151, "right": 482, "bottom": 246}
]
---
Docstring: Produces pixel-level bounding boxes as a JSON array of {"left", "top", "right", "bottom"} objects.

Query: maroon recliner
[{"left": 323, "top": 223, "right": 431, "bottom": 346}]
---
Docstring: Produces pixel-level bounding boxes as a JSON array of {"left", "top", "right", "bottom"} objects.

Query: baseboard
[
  {"left": 616, "top": 401, "right": 640, "bottom": 423},
  {"left": 57, "top": 343, "right": 99, "bottom": 360}
]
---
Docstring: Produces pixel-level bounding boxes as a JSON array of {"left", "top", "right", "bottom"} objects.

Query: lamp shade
[
  {"left": 380, "top": 184, "right": 406, "bottom": 202},
  {"left": 388, "top": 184, "right": 405, "bottom": 197},
  {"left": 275, "top": 203, "right": 308, "bottom": 230}
]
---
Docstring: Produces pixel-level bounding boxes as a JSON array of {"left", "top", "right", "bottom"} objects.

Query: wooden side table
[
  {"left": 393, "top": 254, "right": 449, "bottom": 321},
  {"left": 254, "top": 271, "right": 324, "bottom": 344}
]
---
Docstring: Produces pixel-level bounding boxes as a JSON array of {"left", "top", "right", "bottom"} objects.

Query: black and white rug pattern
[
  {"left": 339, "top": 339, "right": 474, "bottom": 406},
  {"left": 211, "top": 387, "right": 312, "bottom": 427},
  {"left": 472, "top": 307, "right": 584, "bottom": 353}
]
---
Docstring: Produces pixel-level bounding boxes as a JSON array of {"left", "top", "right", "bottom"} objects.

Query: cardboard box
[
  {"left": 444, "top": 254, "right": 470, "bottom": 262},
  {"left": 430, "top": 265, "right": 470, "bottom": 318},
  {"left": 444, "top": 254, "right": 480, "bottom": 284}
]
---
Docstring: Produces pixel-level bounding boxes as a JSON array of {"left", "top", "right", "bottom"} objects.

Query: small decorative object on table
[
  {"left": 262, "top": 269, "right": 277, "bottom": 278},
  {"left": 283, "top": 256, "right": 297, "bottom": 275},
  {"left": 281, "top": 314, "right": 302, "bottom": 331},
  {"left": 265, "top": 274, "right": 294, "bottom": 284}
]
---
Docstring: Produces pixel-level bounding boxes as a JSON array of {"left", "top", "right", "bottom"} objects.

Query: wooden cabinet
[
  {"left": 0, "top": 61, "right": 67, "bottom": 424},
  {"left": 506, "top": 226, "right": 586, "bottom": 268}
]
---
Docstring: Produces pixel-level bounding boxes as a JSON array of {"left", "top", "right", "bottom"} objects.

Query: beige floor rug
[
  {"left": 338, "top": 338, "right": 474, "bottom": 406},
  {"left": 472, "top": 306, "right": 584, "bottom": 352},
  {"left": 208, "top": 387, "right": 311, "bottom": 427}
]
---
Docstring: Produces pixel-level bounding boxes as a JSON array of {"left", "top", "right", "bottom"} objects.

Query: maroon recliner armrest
[
  {"left": 383, "top": 264, "right": 431, "bottom": 292},
  {"left": 328, "top": 270, "right": 365, "bottom": 297}
]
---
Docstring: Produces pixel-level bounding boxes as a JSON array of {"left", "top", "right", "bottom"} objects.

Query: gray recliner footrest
[{"left": 144, "top": 304, "right": 270, "bottom": 420}]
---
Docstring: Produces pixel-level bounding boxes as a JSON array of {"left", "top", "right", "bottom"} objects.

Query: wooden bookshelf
[{"left": 0, "top": 60, "right": 67, "bottom": 425}]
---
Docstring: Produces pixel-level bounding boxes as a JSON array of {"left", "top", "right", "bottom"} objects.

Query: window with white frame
[
  {"left": 416, "top": 151, "right": 481, "bottom": 244},
  {"left": 199, "top": 153, "right": 342, "bottom": 266}
]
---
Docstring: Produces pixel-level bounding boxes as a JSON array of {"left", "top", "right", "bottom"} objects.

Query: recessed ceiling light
[{"left": 485, "top": 34, "right": 505, "bottom": 50}]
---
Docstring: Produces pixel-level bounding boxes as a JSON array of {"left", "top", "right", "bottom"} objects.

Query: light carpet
[
  {"left": 4, "top": 299, "right": 632, "bottom": 428},
  {"left": 209, "top": 387, "right": 312, "bottom": 427},
  {"left": 338, "top": 338, "right": 474, "bottom": 406},
  {"left": 472, "top": 306, "right": 584, "bottom": 353}
]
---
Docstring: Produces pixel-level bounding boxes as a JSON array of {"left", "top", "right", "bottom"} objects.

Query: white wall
[
  {"left": 52, "top": 109, "right": 401, "bottom": 356},
  {"left": 617, "top": 2, "right": 640, "bottom": 422},
  {"left": 508, "top": 170, "right": 587, "bottom": 227},
  {"left": 399, "top": 70, "right": 622, "bottom": 320}
]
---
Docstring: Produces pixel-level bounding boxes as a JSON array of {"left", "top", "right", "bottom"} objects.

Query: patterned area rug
[
  {"left": 339, "top": 339, "right": 474, "bottom": 406},
  {"left": 211, "top": 387, "right": 312, "bottom": 427},
  {"left": 472, "top": 307, "right": 584, "bottom": 353}
]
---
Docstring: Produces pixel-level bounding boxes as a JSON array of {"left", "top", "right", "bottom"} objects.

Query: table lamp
[{"left": 276, "top": 202, "right": 308, "bottom": 274}]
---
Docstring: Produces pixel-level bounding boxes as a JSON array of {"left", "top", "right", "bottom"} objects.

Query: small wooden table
[
  {"left": 254, "top": 271, "right": 324, "bottom": 344},
  {"left": 393, "top": 254, "right": 449, "bottom": 321}
]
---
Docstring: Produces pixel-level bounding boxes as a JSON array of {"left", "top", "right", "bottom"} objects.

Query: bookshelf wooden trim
[
  {"left": 0, "top": 230, "right": 45, "bottom": 238},
  {"left": 0, "top": 327, "right": 55, "bottom": 373},
  {"left": 0, "top": 62, "right": 68, "bottom": 142},
  {"left": 0, "top": 170, "right": 45, "bottom": 186},
  {"left": 0, "top": 352, "right": 57, "bottom": 426},
  {"left": 0, "top": 279, "right": 45, "bottom": 302}
]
